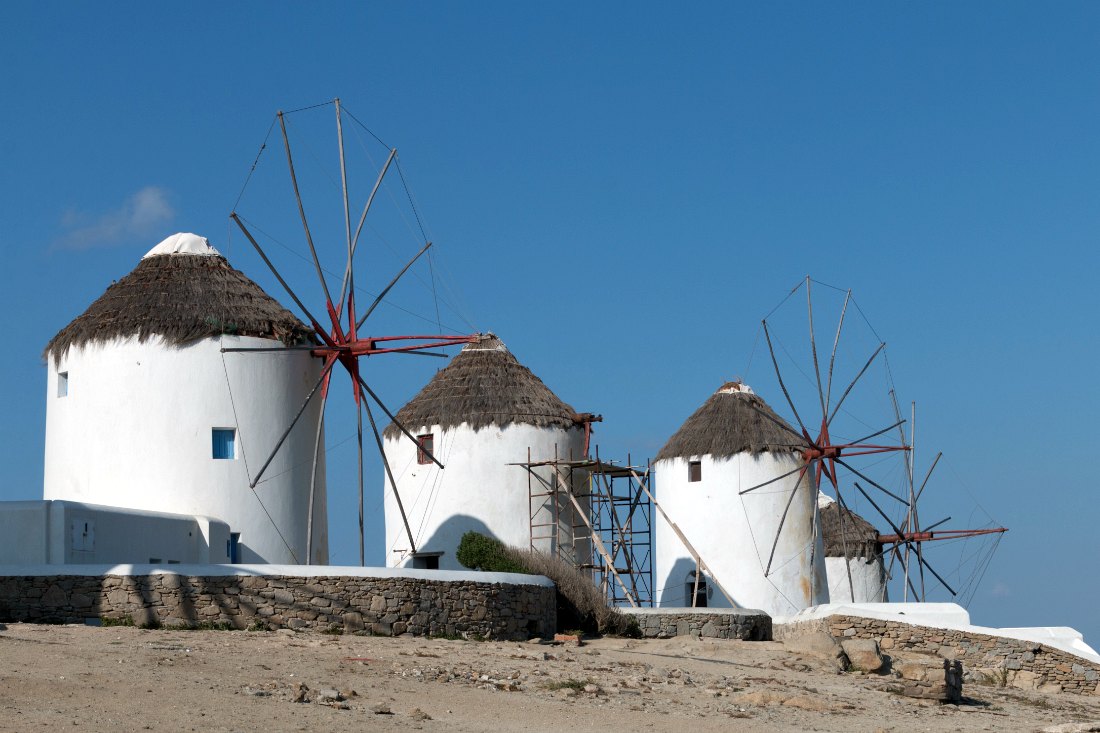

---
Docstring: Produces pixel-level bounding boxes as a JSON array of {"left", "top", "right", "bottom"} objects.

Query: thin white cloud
[
  {"left": 56, "top": 186, "right": 175, "bottom": 250},
  {"left": 990, "top": 581, "right": 1010, "bottom": 598}
]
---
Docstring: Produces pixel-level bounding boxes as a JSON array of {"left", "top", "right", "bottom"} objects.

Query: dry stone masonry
[
  {"left": 776, "top": 614, "right": 1100, "bottom": 696},
  {"left": 884, "top": 658, "right": 964, "bottom": 703},
  {"left": 623, "top": 608, "right": 772, "bottom": 640},
  {"left": 0, "top": 570, "right": 555, "bottom": 640}
]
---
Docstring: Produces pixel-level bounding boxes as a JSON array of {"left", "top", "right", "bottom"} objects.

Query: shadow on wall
[
  {"left": 408, "top": 514, "right": 500, "bottom": 571},
  {"left": 98, "top": 563, "right": 262, "bottom": 627},
  {"left": 657, "top": 557, "right": 742, "bottom": 609}
]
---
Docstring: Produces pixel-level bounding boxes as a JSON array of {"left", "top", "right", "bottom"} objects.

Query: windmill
[
  {"left": 875, "top": 410, "right": 1008, "bottom": 602},
  {"left": 224, "top": 99, "right": 477, "bottom": 565},
  {"left": 743, "top": 276, "right": 1006, "bottom": 605},
  {"left": 740, "top": 276, "right": 915, "bottom": 602}
]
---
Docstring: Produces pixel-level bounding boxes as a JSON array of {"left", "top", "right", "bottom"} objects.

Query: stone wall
[
  {"left": 0, "top": 570, "right": 556, "bottom": 641},
  {"left": 623, "top": 608, "right": 772, "bottom": 640},
  {"left": 775, "top": 615, "right": 1100, "bottom": 696}
]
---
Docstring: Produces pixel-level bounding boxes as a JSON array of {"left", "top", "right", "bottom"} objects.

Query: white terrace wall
[
  {"left": 775, "top": 615, "right": 1100, "bottom": 696},
  {"left": 0, "top": 501, "right": 230, "bottom": 565},
  {"left": 0, "top": 565, "right": 555, "bottom": 641}
]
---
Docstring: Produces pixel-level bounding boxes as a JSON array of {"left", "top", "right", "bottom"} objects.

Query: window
[
  {"left": 57, "top": 372, "right": 68, "bottom": 397},
  {"left": 688, "top": 460, "right": 702, "bottom": 482},
  {"left": 212, "top": 428, "right": 236, "bottom": 459},
  {"left": 227, "top": 533, "right": 241, "bottom": 564},
  {"left": 411, "top": 551, "right": 443, "bottom": 569},
  {"left": 416, "top": 433, "right": 434, "bottom": 465},
  {"left": 686, "top": 571, "right": 708, "bottom": 608}
]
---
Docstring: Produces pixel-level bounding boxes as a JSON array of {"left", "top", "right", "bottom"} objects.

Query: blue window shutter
[{"left": 212, "top": 429, "right": 236, "bottom": 459}]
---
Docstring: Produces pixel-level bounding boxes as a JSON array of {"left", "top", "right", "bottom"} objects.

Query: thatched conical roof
[
  {"left": 44, "top": 233, "right": 312, "bottom": 363},
  {"left": 654, "top": 382, "right": 802, "bottom": 462},
  {"left": 383, "top": 333, "right": 580, "bottom": 437},
  {"left": 819, "top": 495, "right": 881, "bottom": 559}
]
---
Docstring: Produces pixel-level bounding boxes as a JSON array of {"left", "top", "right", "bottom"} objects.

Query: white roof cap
[
  {"left": 142, "top": 233, "right": 222, "bottom": 259},
  {"left": 717, "top": 381, "right": 754, "bottom": 395}
]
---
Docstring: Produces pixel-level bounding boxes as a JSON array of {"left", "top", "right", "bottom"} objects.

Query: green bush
[
  {"left": 455, "top": 531, "right": 528, "bottom": 573},
  {"left": 455, "top": 531, "right": 638, "bottom": 637}
]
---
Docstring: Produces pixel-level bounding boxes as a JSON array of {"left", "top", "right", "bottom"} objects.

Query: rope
[
  {"left": 220, "top": 348, "right": 252, "bottom": 482},
  {"left": 232, "top": 116, "right": 277, "bottom": 212},
  {"left": 283, "top": 99, "right": 336, "bottom": 116},
  {"left": 394, "top": 157, "right": 428, "bottom": 244},
  {"left": 744, "top": 325, "right": 762, "bottom": 382},
  {"left": 428, "top": 248, "right": 444, "bottom": 347},
  {"left": 219, "top": 346, "right": 299, "bottom": 563},
  {"left": 234, "top": 214, "right": 467, "bottom": 332},
  {"left": 341, "top": 104, "right": 390, "bottom": 149}
]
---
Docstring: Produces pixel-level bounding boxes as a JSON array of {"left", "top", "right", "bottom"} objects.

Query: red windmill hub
[{"left": 801, "top": 416, "right": 908, "bottom": 494}]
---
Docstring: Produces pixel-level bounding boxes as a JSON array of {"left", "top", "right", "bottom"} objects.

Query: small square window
[
  {"left": 417, "top": 433, "right": 434, "bottom": 465},
  {"left": 688, "top": 460, "right": 702, "bottom": 482},
  {"left": 57, "top": 372, "right": 69, "bottom": 398},
  {"left": 212, "top": 428, "right": 236, "bottom": 460}
]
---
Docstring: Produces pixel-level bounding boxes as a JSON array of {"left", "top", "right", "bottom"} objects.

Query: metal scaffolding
[{"left": 516, "top": 448, "right": 653, "bottom": 607}]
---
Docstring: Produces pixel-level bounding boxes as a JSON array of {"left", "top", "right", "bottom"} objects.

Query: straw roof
[
  {"left": 44, "top": 241, "right": 312, "bottom": 363},
  {"left": 819, "top": 499, "right": 881, "bottom": 559},
  {"left": 383, "top": 333, "right": 580, "bottom": 437},
  {"left": 655, "top": 382, "right": 804, "bottom": 461}
]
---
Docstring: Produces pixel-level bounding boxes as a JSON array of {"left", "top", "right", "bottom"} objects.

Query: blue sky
[{"left": 2, "top": 3, "right": 1097, "bottom": 642}]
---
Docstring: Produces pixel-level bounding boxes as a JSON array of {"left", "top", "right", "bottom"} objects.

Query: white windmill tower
[
  {"left": 653, "top": 381, "right": 828, "bottom": 615},
  {"left": 381, "top": 333, "right": 589, "bottom": 570},
  {"left": 818, "top": 493, "right": 888, "bottom": 602},
  {"left": 43, "top": 232, "right": 328, "bottom": 565}
]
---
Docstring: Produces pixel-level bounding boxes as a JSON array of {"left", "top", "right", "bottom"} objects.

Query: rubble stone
[{"left": 0, "top": 571, "right": 556, "bottom": 641}]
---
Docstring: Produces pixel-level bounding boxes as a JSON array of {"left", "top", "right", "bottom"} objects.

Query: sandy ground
[{"left": 2, "top": 623, "right": 1099, "bottom": 732}]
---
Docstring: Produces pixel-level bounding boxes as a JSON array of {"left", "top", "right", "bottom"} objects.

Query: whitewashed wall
[
  {"left": 0, "top": 500, "right": 231, "bottom": 564},
  {"left": 654, "top": 452, "right": 828, "bottom": 617},
  {"left": 0, "top": 501, "right": 51, "bottom": 564},
  {"left": 383, "top": 423, "right": 587, "bottom": 570},
  {"left": 44, "top": 335, "right": 327, "bottom": 565},
  {"left": 825, "top": 555, "right": 888, "bottom": 603}
]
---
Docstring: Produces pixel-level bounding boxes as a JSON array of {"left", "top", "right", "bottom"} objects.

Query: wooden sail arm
[{"left": 878, "top": 527, "right": 1007, "bottom": 544}]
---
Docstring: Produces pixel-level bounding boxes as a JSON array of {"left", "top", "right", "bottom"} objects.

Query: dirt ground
[{"left": 2, "top": 623, "right": 1099, "bottom": 732}]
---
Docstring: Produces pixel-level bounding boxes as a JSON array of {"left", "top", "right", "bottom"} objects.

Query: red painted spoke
[
  {"left": 833, "top": 446, "right": 910, "bottom": 457},
  {"left": 310, "top": 335, "right": 478, "bottom": 358},
  {"left": 319, "top": 355, "right": 336, "bottom": 400},
  {"left": 360, "top": 334, "right": 479, "bottom": 344}
]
